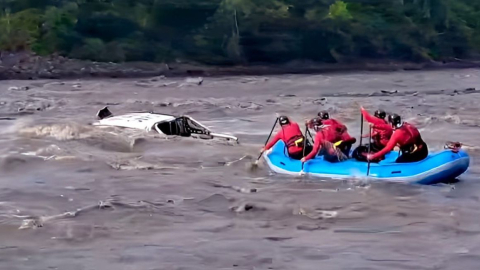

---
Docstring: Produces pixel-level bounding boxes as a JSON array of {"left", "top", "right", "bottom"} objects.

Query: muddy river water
[{"left": 0, "top": 69, "right": 480, "bottom": 270}]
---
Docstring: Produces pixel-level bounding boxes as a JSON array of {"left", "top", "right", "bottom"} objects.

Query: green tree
[
  {"left": 1, "top": 0, "right": 480, "bottom": 64},
  {"left": 0, "top": 8, "right": 43, "bottom": 51}
]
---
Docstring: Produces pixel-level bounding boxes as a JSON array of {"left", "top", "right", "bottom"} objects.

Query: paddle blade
[{"left": 248, "top": 158, "right": 262, "bottom": 171}]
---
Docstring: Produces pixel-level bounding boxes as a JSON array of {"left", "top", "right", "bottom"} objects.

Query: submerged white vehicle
[{"left": 92, "top": 107, "right": 239, "bottom": 142}]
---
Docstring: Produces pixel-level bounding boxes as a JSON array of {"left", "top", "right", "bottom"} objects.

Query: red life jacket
[
  {"left": 264, "top": 122, "right": 304, "bottom": 154},
  {"left": 396, "top": 122, "right": 425, "bottom": 153},
  {"left": 321, "top": 119, "right": 352, "bottom": 143},
  {"left": 303, "top": 118, "right": 356, "bottom": 161}
]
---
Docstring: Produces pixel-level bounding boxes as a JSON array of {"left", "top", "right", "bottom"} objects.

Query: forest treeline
[{"left": 1, "top": 0, "right": 480, "bottom": 65}]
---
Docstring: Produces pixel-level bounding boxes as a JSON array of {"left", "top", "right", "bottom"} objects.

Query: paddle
[
  {"left": 306, "top": 128, "right": 314, "bottom": 144},
  {"left": 300, "top": 124, "right": 309, "bottom": 176},
  {"left": 367, "top": 125, "right": 372, "bottom": 176},
  {"left": 251, "top": 116, "right": 279, "bottom": 170},
  {"left": 359, "top": 113, "right": 364, "bottom": 146}
]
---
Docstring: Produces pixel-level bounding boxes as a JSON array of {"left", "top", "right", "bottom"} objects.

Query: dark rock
[
  {"left": 155, "top": 102, "right": 172, "bottom": 107},
  {"left": 297, "top": 224, "right": 327, "bottom": 231},
  {"left": 381, "top": 90, "right": 398, "bottom": 94},
  {"left": 264, "top": 236, "right": 292, "bottom": 241},
  {"left": 278, "top": 94, "right": 296, "bottom": 97}
]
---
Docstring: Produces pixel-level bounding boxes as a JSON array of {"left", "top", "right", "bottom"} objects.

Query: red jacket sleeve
[
  {"left": 371, "top": 130, "right": 401, "bottom": 159},
  {"left": 374, "top": 123, "right": 392, "bottom": 131},
  {"left": 361, "top": 108, "right": 384, "bottom": 125},
  {"left": 264, "top": 130, "right": 283, "bottom": 150},
  {"left": 303, "top": 132, "right": 324, "bottom": 161}
]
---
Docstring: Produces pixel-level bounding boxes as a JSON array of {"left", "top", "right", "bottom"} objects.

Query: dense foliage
[{"left": 1, "top": 0, "right": 480, "bottom": 65}]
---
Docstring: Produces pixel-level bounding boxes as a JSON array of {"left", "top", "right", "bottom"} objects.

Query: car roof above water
[{"left": 93, "top": 113, "right": 176, "bottom": 131}]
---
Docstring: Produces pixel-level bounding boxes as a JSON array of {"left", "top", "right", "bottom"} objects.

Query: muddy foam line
[{"left": 0, "top": 196, "right": 178, "bottom": 230}]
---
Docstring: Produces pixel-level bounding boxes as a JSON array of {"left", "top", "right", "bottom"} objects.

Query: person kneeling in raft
[
  {"left": 352, "top": 107, "right": 393, "bottom": 162},
  {"left": 301, "top": 115, "right": 356, "bottom": 163},
  {"left": 367, "top": 114, "right": 428, "bottom": 163},
  {"left": 306, "top": 110, "right": 357, "bottom": 157},
  {"left": 262, "top": 115, "right": 312, "bottom": 160}
]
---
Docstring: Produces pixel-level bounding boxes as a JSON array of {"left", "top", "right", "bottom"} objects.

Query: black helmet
[
  {"left": 318, "top": 110, "right": 329, "bottom": 120},
  {"left": 310, "top": 117, "right": 323, "bottom": 130},
  {"left": 388, "top": 113, "right": 402, "bottom": 128},
  {"left": 278, "top": 115, "right": 290, "bottom": 126},
  {"left": 374, "top": 109, "right": 386, "bottom": 119},
  {"left": 311, "top": 117, "right": 323, "bottom": 127}
]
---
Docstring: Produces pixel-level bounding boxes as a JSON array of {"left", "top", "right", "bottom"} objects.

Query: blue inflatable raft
[{"left": 263, "top": 141, "right": 470, "bottom": 185}]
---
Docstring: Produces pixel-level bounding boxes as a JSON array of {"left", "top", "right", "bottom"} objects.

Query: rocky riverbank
[{"left": 2, "top": 51, "right": 480, "bottom": 80}]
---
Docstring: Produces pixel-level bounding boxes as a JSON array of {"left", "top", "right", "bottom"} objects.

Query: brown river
[{"left": 0, "top": 69, "right": 480, "bottom": 270}]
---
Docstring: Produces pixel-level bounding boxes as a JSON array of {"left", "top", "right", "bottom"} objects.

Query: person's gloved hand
[{"left": 261, "top": 147, "right": 272, "bottom": 155}]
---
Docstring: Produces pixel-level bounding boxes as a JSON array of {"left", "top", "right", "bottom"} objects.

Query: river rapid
[{"left": 0, "top": 69, "right": 479, "bottom": 270}]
